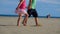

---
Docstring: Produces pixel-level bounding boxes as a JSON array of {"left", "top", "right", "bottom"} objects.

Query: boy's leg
[
  {"left": 32, "top": 9, "right": 39, "bottom": 26},
  {"left": 35, "top": 17, "right": 39, "bottom": 26}
]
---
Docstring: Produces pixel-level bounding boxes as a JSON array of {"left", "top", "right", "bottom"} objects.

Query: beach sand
[{"left": 0, "top": 16, "right": 60, "bottom": 34}]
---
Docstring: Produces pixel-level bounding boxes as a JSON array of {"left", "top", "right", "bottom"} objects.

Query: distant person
[
  {"left": 47, "top": 14, "right": 50, "bottom": 19},
  {"left": 16, "top": 0, "right": 29, "bottom": 26}
]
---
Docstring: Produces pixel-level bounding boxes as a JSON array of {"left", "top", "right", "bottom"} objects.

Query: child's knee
[{"left": 25, "top": 14, "right": 29, "bottom": 17}]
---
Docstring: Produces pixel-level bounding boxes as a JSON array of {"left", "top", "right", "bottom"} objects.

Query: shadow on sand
[
  {"left": 30, "top": 25, "right": 42, "bottom": 27},
  {"left": 0, "top": 24, "right": 16, "bottom": 26}
]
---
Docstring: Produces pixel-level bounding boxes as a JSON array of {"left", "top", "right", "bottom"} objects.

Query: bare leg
[
  {"left": 23, "top": 14, "right": 28, "bottom": 26},
  {"left": 34, "top": 17, "right": 39, "bottom": 26},
  {"left": 17, "top": 14, "right": 22, "bottom": 26}
]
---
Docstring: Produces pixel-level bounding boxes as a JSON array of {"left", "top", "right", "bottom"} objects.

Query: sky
[{"left": 0, "top": 0, "right": 60, "bottom": 17}]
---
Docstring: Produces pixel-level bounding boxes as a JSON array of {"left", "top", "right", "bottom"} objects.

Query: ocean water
[{"left": 0, "top": 0, "right": 60, "bottom": 17}]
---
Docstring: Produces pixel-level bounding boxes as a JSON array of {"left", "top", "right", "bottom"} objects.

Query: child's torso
[
  {"left": 19, "top": 0, "right": 26, "bottom": 9},
  {"left": 31, "top": 0, "right": 36, "bottom": 9},
  {"left": 28, "top": 0, "right": 36, "bottom": 9}
]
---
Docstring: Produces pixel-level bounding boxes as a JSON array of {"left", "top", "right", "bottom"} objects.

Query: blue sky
[{"left": 0, "top": 0, "right": 60, "bottom": 17}]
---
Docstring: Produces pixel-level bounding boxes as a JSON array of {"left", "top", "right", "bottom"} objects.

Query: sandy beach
[{"left": 0, "top": 16, "right": 60, "bottom": 34}]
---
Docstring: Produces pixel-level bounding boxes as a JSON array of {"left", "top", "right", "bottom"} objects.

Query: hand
[
  {"left": 28, "top": 6, "right": 31, "bottom": 9},
  {"left": 16, "top": 7, "right": 18, "bottom": 10},
  {"left": 15, "top": 7, "right": 18, "bottom": 13}
]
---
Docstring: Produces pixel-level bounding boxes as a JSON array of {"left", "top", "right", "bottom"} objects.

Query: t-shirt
[{"left": 31, "top": 0, "right": 36, "bottom": 9}]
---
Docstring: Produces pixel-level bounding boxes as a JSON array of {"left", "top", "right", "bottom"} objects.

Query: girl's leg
[
  {"left": 17, "top": 14, "right": 22, "bottom": 26},
  {"left": 23, "top": 13, "right": 28, "bottom": 26}
]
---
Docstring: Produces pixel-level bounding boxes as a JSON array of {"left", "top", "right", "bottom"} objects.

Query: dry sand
[{"left": 0, "top": 16, "right": 60, "bottom": 34}]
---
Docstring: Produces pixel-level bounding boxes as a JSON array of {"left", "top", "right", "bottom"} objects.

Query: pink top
[{"left": 19, "top": 0, "right": 26, "bottom": 9}]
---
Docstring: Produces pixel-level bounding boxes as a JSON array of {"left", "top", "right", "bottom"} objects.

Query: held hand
[{"left": 28, "top": 6, "right": 31, "bottom": 9}]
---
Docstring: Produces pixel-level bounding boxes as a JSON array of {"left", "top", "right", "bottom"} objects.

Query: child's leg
[
  {"left": 34, "top": 17, "right": 39, "bottom": 26},
  {"left": 35, "top": 17, "right": 42, "bottom": 26},
  {"left": 32, "top": 9, "right": 39, "bottom": 26},
  {"left": 23, "top": 13, "right": 28, "bottom": 26},
  {"left": 17, "top": 14, "right": 22, "bottom": 26}
]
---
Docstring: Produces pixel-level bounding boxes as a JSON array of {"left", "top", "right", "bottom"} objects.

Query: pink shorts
[{"left": 16, "top": 9, "right": 27, "bottom": 15}]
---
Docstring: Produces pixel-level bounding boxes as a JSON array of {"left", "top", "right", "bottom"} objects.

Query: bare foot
[{"left": 23, "top": 23, "right": 26, "bottom": 26}]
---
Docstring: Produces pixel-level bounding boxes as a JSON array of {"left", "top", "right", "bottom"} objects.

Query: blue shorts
[{"left": 27, "top": 9, "right": 38, "bottom": 17}]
